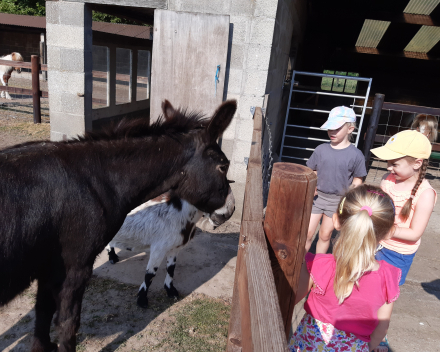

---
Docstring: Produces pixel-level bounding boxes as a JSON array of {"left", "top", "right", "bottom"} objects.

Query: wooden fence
[
  {"left": 226, "top": 108, "right": 317, "bottom": 351},
  {"left": 0, "top": 56, "right": 149, "bottom": 123}
]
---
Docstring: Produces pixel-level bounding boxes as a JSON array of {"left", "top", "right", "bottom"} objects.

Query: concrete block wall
[
  {"left": 46, "top": 0, "right": 93, "bottom": 141},
  {"left": 168, "top": 0, "right": 279, "bottom": 221}
]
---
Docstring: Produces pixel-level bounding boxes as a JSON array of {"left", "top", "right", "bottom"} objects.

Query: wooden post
[
  {"left": 31, "top": 55, "right": 41, "bottom": 124},
  {"left": 363, "top": 93, "right": 385, "bottom": 170},
  {"left": 263, "top": 163, "right": 317, "bottom": 339}
]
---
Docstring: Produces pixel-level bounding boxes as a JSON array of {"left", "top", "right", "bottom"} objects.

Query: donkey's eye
[{"left": 217, "top": 165, "right": 228, "bottom": 173}]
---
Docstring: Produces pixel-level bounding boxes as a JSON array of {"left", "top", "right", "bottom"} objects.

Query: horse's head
[
  {"left": 162, "top": 100, "right": 236, "bottom": 214},
  {"left": 11, "top": 52, "right": 24, "bottom": 73}
]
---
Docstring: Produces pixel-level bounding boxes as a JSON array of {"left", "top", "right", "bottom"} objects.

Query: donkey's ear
[
  {"left": 207, "top": 100, "right": 237, "bottom": 141},
  {"left": 162, "top": 100, "right": 176, "bottom": 121}
]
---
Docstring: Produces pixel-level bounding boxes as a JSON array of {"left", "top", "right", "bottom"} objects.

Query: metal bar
[
  {"left": 291, "top": 89, "right": 366, "bottom": 99},
  {"left": 281, "top": 155, "right": 310, "bottom": 161},
  {"left": 280, "top": 71, "right": 296, "bottom": 159},
  {"left": 287, "top": 124, "right": 358, "bottom": 134},
  {"left": 363, "top": 93, "right": 385, "bottom": 170},
  {"left": 293, "top": 70, "right": 371, "bottom": 82},
  {"left": 285, "top": 135, "right": 331, "bottom": 143},
  {"left": 31, "top": 55, "right": 41, "bottom": 124},
  {"left": 354, "top": 79, "right": 373, "bottom": 147},
  {"left": 290, "top": 106, "right": 362, "bottom": 117},
  {"left": 283, "top": 145, "right": 317, "bottom": 151},
  {"left": 130, "top": 49, "right": 137, "bottom": 103},
  {"left": 351, "top": 104, "right": 372, "bottom": 109}
]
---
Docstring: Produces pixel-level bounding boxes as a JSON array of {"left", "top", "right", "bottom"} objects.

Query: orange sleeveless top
[{"left": 380, "top": 174, "right": 437, "bottom": 254}]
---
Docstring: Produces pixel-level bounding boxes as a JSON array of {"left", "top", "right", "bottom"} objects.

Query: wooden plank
[
  {"left": 31, "top": 55, "right": 41, "bottom": 123},
  {"left": 150, "top": 9, "right": 229, "bottom": 122},
  {"left": 263, "top": 163, "right": 317, "bottom": 338},
  {"left": 92, "top": 99, "right": 149, "bottom": 120},
  {"left": 244, "top": 220, "right": 289, "bottom": 352},
  {"left": 226, "top": 241, "right": 244, "bottom": 352},
  {"left": 382, "top": 102, "right": 440, "bottom": 116},
  {"left": 0, "top": 59, "right": 47, "bottom": 71}
]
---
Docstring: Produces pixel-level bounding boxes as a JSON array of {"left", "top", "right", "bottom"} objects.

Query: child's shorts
[
  {"left": 375, "top": 247, "right": 416, "bottom": 286},
  {"left": 311, "top": 191, "right": 341, "bottom": 218}
]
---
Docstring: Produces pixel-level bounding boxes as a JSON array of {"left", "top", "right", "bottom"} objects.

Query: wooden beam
[
  {"left": 0, "top": 59, "right": 47, "bottom": 71},
  {"left": 382, "top": 102, "right": 440, "bottom": 115}
]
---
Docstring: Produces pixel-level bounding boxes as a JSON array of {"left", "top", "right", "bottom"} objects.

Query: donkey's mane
[{"left": 77, "top": 109, "right": 208, "bottom": 142}]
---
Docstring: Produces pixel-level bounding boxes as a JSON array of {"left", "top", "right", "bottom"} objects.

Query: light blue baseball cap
[{"left": 321, "top": 106, "right": 356, "bottom": 130}]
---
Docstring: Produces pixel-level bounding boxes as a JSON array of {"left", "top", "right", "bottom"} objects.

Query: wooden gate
[{"left": 150, "top": 9, "right": 230, "bottom": 121}]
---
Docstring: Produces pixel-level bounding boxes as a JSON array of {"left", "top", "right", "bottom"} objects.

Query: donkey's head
[
  {"left": 161, "top": 100, "right": 236, "bottom": 214},
  {"left": 207, "top": 185, "right": 235, "bottom": 227},
  {"left": 11, "top": 52, "right": 24, "bottom": 73}
]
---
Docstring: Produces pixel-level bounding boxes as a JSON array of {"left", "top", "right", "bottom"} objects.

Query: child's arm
[
  {"left": 369, "top": 302, "right": 394, "bottom": 352},
  {"left": 350, "top": 177, "right": 363, "bottom": 189},
  {"left": 391, "top": 188, "right": 435, "bottom": 242},
  {"left": 294, "top": 260, "right": 313, "bottom": 305}
]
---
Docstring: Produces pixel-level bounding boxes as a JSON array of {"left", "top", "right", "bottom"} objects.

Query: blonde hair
[
  {"left": 399, "top": 157, "right": 429, "bottom": 222},
  {"left": 346, "top": 121, "right": 357, "bottom": 142},
  {"left": 411, "top": 114, "right": 438, "bottom": 143},
  {"left": 333, "top": 184, "right": 395, "bottom": 304}
]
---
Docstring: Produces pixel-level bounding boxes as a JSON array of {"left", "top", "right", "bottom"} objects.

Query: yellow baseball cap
[{"left": 371, "top": 130, "right": 431, "bottom": 160}]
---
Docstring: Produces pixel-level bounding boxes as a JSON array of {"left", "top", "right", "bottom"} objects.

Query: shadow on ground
[{"left": 0, "top": 225, "right": 240, "bottom": 351}]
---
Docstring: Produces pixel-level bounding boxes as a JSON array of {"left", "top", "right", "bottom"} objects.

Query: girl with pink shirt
[{"left": 288, "top": 185, "right": 400, "bottom": 352}]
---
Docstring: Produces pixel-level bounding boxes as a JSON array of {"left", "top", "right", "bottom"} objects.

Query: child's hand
[{"left": 373, "top": 346, "right": 388, "bottom": 352}]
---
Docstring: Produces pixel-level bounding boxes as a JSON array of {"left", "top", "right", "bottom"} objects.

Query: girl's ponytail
[
  {"left": 399, "top": 158, "right": 429, "bottom": 222},
  {"left": 333, "top": 185, "right": 395, "bottom": 304}
]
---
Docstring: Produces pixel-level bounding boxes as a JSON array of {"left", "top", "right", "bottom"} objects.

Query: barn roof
[{"left": 0, "top": 12, "right": 152, "bottom": 40}]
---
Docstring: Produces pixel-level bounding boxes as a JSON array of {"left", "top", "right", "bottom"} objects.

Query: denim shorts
[{"left": 375, "top": 247, "right": 416, "bottom": 286}]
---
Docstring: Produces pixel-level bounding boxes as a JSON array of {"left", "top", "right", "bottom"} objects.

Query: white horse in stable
[{"left": 0, "top": 52, "right": 24, "bottom": 99}]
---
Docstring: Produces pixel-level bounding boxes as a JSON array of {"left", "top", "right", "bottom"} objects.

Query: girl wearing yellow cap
[{"left": 371, "top": 130, "right": 437, "bottom": 286}]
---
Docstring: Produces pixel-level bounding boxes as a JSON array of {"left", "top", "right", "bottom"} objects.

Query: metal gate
[{"left": 280, "top": 71, "right": 372, "bottom": 163}]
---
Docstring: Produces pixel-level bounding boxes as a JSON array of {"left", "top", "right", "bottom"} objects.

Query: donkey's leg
[
  {"left": 137, "top": 247, "right": 166, "bottom": 308},
  {"left": 56, "top": 267, "right": 92, "bottom": 352},
  {"left": 164, "top": 249, "right": 182, "bottom": 298},
  {"left": 106, "top": 245, "right": 119, "bottom": 264},
  {"left": 30, "top": 279, "right": 58, "bottom": 352}
]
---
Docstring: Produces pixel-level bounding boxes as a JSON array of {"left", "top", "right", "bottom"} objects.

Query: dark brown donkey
[{"left": 0, "top": 99, "right": 236, "bottom": 352}]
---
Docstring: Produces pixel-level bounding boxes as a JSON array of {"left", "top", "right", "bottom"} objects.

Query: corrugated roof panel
[
  {"left": 404, "top": 25, "right": 440, "bottom": 52},
  {"left": 404, "top": 0, "right": 440, "bottom": 15},
  {"left": 355, "top": 19, "right": 391, "bottom": 48}
]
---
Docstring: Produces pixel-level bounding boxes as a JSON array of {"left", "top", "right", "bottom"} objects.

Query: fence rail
[{"left": 227, "top": 108, "right": 316, "bottom": 351}]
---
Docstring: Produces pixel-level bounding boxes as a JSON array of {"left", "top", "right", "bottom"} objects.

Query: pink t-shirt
[{"left": 304, "top": 253, "right": 401, "bottom": 342}]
